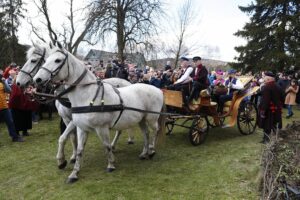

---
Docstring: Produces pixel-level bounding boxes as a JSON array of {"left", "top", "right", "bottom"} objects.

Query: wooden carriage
[{"left": 163, "top": 76, "right": 259, "bottom": 146}]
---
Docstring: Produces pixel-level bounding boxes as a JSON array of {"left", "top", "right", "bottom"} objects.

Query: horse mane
[{"left": 26, "top": 43, "right": 49, "bottom": 60}]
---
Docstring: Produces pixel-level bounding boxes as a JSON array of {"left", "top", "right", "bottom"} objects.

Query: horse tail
[{"left": 156, "top": 102, "right": 166, "bottom": 146}]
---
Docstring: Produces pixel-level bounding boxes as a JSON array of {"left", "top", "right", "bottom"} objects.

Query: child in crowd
[{"left": 285, "top": 79, "right": 299, "bottom": 118}]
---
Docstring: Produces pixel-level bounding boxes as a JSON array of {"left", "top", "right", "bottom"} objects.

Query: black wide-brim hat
[{"left": 192, "top": 56, "right": 201, "bottom": 61}]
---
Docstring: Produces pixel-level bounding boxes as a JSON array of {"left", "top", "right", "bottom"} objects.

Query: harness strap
[
  {"left": 58, "top": 98, "right": 72, "bottom": 108},
  {"left": 90, "top": 79, "right": 103, "bottom": 106},
  {"left": 72, "top": 104, "right": 124, "bottom": 113},
  {"left": 111, "top": 86, "right": 124, "bottom": 128},
  {"left": 56, "top": 68, "right": 88, "bottom": 99},
  {"left": 71, "top": 104, "right": 180, "bottom": 116},
  {"left": 89, "top": 80, "right": 124, "bottom": 128}
]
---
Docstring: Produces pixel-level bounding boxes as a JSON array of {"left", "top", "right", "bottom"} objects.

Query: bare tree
[
  {"left": 87, "top": 0, "right": 163, "bottom": 63},
  {"left": 29, "top": 0, "right": 101, "bottom": 54},
  {"left": 170, "top": 0, "right": 199, "bottom": 68}
]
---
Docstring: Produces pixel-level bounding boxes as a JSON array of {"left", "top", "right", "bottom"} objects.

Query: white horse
[
  {"left": 16, "top": 44, "right": 134, "bottom": 170},
  {"left": 33, "top": 45, "right": 165, "bottom": 183}
]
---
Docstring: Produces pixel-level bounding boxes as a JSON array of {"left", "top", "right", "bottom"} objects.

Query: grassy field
[{"left": 0, "top": 108, "right": 299, "bottom": 200}]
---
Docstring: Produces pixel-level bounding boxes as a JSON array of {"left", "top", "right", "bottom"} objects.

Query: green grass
[{"left": 0, "top": 108, "right": 299, "bottom": 200}]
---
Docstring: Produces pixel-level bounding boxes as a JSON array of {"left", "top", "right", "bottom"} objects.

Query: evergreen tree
[
  {"left": 0, "top": 0, "right": 26, "bottom": 67},
  {"left": 234, "top": 0, "right": 300, "bottom": 72}
]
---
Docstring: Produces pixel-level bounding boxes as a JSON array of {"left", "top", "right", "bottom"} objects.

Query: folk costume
[
  {"left": 188, "top": 56, "right": 209, "bottom": 103},
  {"left": 258, "top": 72, "right": 284, "bottom": 143}
]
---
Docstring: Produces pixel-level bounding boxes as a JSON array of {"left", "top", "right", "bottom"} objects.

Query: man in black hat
[
  {"left": 188, "top": 56, "right": 209, "bottom": 110},
  {"left": 258, "top": 71, "right": 284, "bottom": 143}
]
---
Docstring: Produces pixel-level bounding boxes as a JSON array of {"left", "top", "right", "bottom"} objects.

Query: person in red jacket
[{"left": 9, "top": 79, "right": 39, "bottom": 136}]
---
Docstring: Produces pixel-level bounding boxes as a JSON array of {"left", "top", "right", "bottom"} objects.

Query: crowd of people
[
  {"left": 1, "top": 57, "right": 300, "bottom": 144},
  {"left": 0, "top": 63, "right": 39, "bottom": 142}
]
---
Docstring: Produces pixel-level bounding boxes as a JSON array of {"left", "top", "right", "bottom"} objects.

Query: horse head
[
  {"left": 33, "top": 44, "right": 69, "bottom": 86},
  {"left": 16, "top": 43, "right": 49, "bottom": 88}
]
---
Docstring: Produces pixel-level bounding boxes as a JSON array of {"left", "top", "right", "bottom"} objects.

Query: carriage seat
[
  {"left": 224, "top": 101, "right": 232, "bottom": 107},
  {"left": 189, "top": 89, "right": 217, "bottom": 111}
]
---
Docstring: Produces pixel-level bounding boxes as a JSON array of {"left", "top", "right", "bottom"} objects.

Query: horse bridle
[
  {"left": 40, "top": 50, "right": 69, "bottom": 80},
  {"left": 38, "top": 49, "right": 88, "bottom": 99},
  {"left": 19, "top": 48, "right": 46, "bottom": 79}
]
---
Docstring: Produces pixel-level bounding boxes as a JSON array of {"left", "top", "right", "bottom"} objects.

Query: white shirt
[
  {"left": 174, "top": 67, "right": 193, "bottom": 84},
  {"left": 226, "top": 78, "right": 244, "bottom": 90}
]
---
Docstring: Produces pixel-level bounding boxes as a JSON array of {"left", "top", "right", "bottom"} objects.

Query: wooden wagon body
[{"left": 162, "top": 76, "right": 259, "bottom": 145}]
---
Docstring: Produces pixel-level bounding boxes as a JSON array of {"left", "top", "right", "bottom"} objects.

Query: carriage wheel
[
  {"left": 166, "top": 119, "right": 175, "bottom": 135},
  {"left": 237, "top": 102, "right": 258, "bottom": 135},
  {"left": 189, "top": 117, "right": 209, "bottom": 146}
]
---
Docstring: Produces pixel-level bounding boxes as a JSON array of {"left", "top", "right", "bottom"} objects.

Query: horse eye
[
  {"left": 31, "top": 59, "right": 37, "bottom": 63},
  {"left": 55, "top": 59, "right": 61, "bottom": 63}
]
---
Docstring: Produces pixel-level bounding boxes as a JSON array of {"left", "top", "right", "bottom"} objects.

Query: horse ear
[{"left": 57, "top": 41, "right": 63, "bottom": 49}]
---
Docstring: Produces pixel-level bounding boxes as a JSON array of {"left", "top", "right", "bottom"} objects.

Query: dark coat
[
  {"left": 258, "top": 81, "right": 284, "bottom": 132},
  {"left": 193, "top": 64, "right": 209, "bottom": 89}
]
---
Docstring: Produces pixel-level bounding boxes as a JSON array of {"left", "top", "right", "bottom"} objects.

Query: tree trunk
[
  {"left": 116, "top": 5, "right": 125, "bottom": 63},
  {"left": 9, "top": 0, "right": 15, "bottom": 61}
]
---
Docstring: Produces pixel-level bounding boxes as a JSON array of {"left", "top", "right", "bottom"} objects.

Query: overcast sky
[{"left": 18, "top": 0, "right": 252, "bottom": 62}]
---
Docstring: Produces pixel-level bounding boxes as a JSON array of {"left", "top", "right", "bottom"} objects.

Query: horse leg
[
  {"left": 148, "top": 120, "right": 160, "bottom": 159},
  {"left": 127, "top": 131, "right": 134, "bottom": 144},
  {"left": 95, "top": 128, "right": 116, "bottom": 172},
  {"left": 67, "top": 128, "right": 88, "bottom": 183},
  {"left": 69, "top": 129, "right": 77, "bottom": 164},
  {"left": 138, "top": 119, "right": 150, "bottom": 160},
  {"left": 56, "top": 121, "right": 76, "bottom": 169},
  {"left": 111, "top": 130, "right": 122, "bottom": 151}
]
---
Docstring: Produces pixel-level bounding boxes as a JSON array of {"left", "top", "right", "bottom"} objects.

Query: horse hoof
[
  {"left": 66, "top": 177, "right": 78, "bottom": 184},
  {"left": 106, "top": 168, "right": 115, "bottom": 173},
  {"left": 127, "top": 141, "right": 134, "bottom": 145},
  {"left": 139, "top": 155, "right": 147, "bottom": 160},
  {"left": 58, "top": 160, "right": 67, "bottom": 169},
  {"left": 149, "top": 152, "right": 156, "bottom": 159},
  {"left": 70, "top": 158, "right": 76, "bottom": 164}
]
